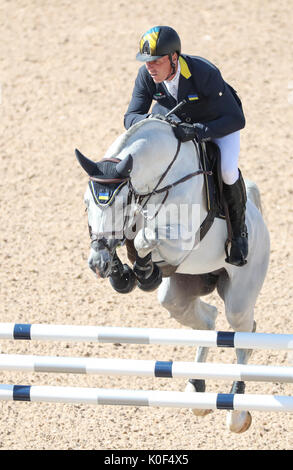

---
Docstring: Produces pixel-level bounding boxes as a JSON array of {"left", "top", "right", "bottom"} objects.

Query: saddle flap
[{"left": 200, "top": 141, "right": 225, "bottom": 219}]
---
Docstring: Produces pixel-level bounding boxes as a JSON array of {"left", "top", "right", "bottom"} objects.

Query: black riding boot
[{"left": 223, "top": 170, "right": 248, "bottom": 266}]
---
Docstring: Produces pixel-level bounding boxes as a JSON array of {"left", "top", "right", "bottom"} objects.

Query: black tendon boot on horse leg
[
  {"left": 223, "top": 170, "right": 248, "bottom": 266},
  {"left": 109, "top": 252, "right": 137, "bottom": 294},
  {"left": 133, "top": 253, "right": 162, "bottom": 292}
]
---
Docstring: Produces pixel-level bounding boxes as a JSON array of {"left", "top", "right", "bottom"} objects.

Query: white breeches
[{"left": 212, "top": 130, "right": 240, "bottom": 185}]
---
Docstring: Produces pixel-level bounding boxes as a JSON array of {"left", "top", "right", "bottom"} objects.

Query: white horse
[{"left": 76, "top": 118, "right": 270, "bottom": 433}]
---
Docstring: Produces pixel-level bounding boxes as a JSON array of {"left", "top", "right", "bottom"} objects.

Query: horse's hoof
[
  {"left": 184, "top": 381, "right": 213, "bottom": 417},
  {"left": 191, "top": 407, "right": 214, "bottom": 417},
  {"left": 226, "top": 410, "right": 252, "bottom": 433}
]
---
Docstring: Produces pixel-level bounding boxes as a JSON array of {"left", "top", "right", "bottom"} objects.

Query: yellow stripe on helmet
[{"left": 140, "top": 29, "right": 160, "bottom": 55}]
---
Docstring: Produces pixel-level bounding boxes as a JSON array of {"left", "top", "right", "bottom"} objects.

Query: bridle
[{"left": 88, "top": 138, "right": 212, "bottom": 253}]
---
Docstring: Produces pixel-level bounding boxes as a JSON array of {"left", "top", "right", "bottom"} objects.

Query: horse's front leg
[
  {"left": 134, "top": 227, "right": 160, "bottom": 258},
  {"left": 133, "top": 228, "right": 162, "bottom": 292}
]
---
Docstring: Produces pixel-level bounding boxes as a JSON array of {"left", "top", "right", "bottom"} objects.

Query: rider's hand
[
  {"left": 172, "top": 122, "right": 197, "bottom": 142},
  {"left": 148, "top": 113, "right": 166, "bottom": 121},
  {"left": 193, "top": 123, "right": 212, "bottom": 142},
  {"left": 173, "top": 122, "right": 212, "bottom": 142}
]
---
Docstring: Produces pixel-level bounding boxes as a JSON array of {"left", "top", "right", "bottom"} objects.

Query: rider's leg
[{"left": 212, "top": 131, "right": 248, "bottom": 266}]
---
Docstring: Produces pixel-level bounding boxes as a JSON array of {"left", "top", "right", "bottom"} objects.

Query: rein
[{"left": 128, "top": 139, "right": 212, "bottom": 220}]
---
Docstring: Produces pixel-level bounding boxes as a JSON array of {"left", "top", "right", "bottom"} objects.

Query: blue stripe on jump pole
[
  {"left": 13, "top": 385, "right": 31, "bottom": 401},
  {"left": 154, "top": 361, "right": 173, "bottom": 378},
  {"left": 216, "top": 393, "right": 234, "bottom": 410},
  {"left": 217, "top": 331, "right": 235, "bottom": 348},
  {"left": 13, "top": 324, "right": 31, "bottom": 340}
]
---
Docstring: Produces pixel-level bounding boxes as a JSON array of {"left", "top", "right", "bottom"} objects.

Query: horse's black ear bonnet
[
  {"left": 75, "top": 149, "right": 133, "bottom": 206},
  {"left": 89, "top": 178, "right": 127, "bottom": 206}
]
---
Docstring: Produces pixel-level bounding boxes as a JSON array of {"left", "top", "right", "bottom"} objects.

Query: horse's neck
[
  {"left": 107, "top": 121, "right": 203, "bottom": 200},
  {"left": 131, "top": 137, "right": 202, "bottom": 197},
  {"left": 163, "top": 141, "right": 201, "bottom": 183}
]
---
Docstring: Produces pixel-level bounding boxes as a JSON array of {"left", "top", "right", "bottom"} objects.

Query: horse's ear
[
  {"left": 116, "top": 154, "right": 133, "bottom": 177},
  {"left": 75, "top": 148, "right": 98, "bottom": 176}
]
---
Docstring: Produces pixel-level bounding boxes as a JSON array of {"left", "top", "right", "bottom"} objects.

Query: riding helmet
[{"left": 136, "top": 26, "right": 181, "bottom": 62}]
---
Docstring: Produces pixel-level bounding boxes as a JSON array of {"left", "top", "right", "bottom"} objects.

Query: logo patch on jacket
[
  {"left": 153, "top": 92, "right": 166, "bottom": 100},
  {"left": 188, "top": 94, "right": 199, "bottom": 101}
]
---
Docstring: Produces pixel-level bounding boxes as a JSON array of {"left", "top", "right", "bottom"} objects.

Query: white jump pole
[
  {"left": 0, "top": 384, "right": 292, "bottom": 412},
  {"left": 0, "top": 323, "right": 292, "bottom": 350},
  {"left": 0, "top": 354, "right": 292, "bottom": 383}
]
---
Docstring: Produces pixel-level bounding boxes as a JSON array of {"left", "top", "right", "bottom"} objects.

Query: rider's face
[{"left": 145, "top": 55, "right": 177, "bottom": 83}]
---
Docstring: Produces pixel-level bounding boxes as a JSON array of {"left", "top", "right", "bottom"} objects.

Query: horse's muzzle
[{"left": 88, "top": 246, "right": 113, "bottom": 278}]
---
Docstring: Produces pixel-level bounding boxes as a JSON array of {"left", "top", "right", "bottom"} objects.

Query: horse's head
[
  {"left": 76, "top": 118, "right": 200, "bottom": 290},
  {"left": 76, "top": 148, "right": 134, "bottom": 278}
]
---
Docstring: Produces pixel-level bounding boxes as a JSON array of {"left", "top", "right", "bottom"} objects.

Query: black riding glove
[
  {"left": 193, "top": 123, "right": 212, "bottom": 142},
  {"left": 172, "top": 122, "right": 197, "bottom": 142},
  {"left": 173, "top": 122, "right": 212, "bottom": 142}
]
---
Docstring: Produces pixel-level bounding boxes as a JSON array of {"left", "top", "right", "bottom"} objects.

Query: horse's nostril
[
  {"left": 103, "top": 261, "right": 110, "bottom": 273},
  {"left": 95, "top": 268, "right": 102, "bottom": 278}
]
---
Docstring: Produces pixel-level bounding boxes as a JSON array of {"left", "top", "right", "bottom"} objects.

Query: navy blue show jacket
[{"left": 124, "top": 54, "right": 245, "bottom": 139}]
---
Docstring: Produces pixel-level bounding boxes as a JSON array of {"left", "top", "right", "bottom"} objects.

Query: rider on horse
[{"left": 124, "top": 26, "right": 248, "bottom": 267}]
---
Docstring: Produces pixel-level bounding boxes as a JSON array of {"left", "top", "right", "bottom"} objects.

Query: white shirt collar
[{"left": 164, "top": 60, "right": 181, "bottom": 100}]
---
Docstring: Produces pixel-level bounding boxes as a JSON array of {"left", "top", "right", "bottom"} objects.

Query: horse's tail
[{"left": 245, "top": 180, "right": 263, "bottom": 214}]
